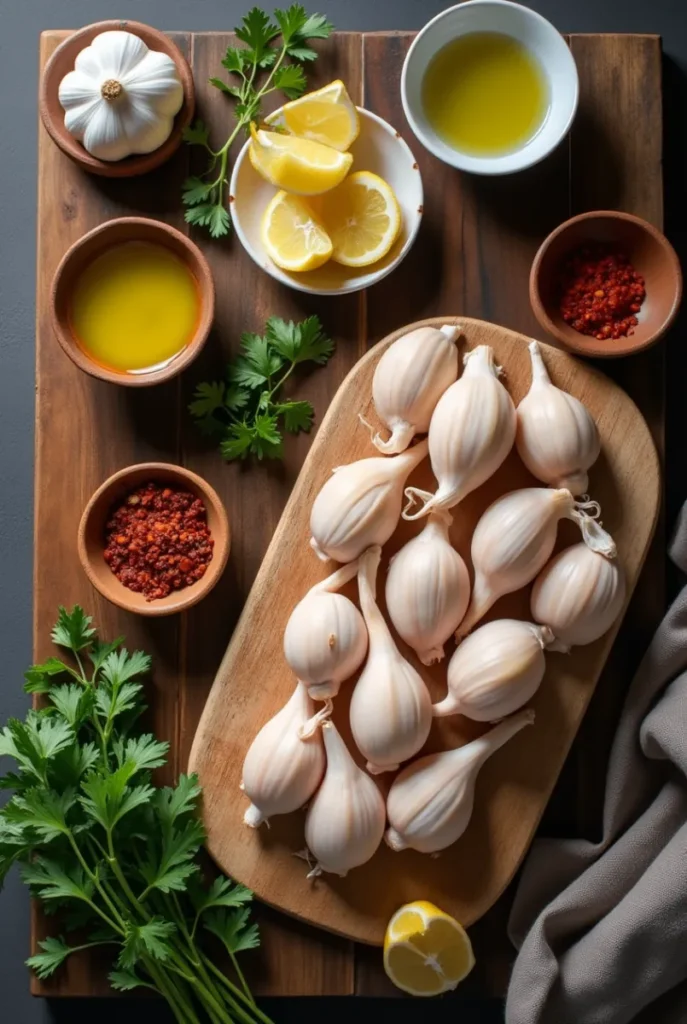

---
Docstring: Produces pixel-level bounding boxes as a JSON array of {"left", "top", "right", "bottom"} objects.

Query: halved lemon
[
  {"left": 383, "top": 901, "right": 475, "bottom": 998},
  {"left": 249, "top": 125, "right": 353, "bottom": 196},
  {"left": 318, "top": 170, "right": 401, "bottom": 268},
  {"left": 282, "top": 79, "right": 360, "bottom": 152},
  {"left": 261, "top": 191, "right": 332, "bottom": 272}
]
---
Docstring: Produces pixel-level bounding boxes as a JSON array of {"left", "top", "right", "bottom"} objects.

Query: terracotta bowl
[
  {"left": 530, "top": 211, "right": 682, "bottom": 358},
  {"left": 51, "top": 216, "right": 214, "bottom": 386},
  {"left": 40, "top": 19, "right": 194, "bottom": 177},
  {"left": 78, "top": 463, "right": 230, "bottom": 617}
]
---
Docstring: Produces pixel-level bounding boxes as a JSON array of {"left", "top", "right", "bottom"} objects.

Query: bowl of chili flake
[
  {"left": 530, "top": 210, "right": 682, "bottom": 358},
  {"left": 78, "top": 463, "right": 230, "bottom": 616}
]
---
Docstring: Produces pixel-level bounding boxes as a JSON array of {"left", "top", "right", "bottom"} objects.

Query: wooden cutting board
[
  {"left": 34, "top": 29, "right": 663, "bottom": 996},
  {"left": 189, "top": 318, "right": 659, "bottom": 944}
]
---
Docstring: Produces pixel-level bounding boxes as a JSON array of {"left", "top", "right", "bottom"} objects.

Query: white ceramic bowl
[
  {"left": 229, "top": 107, "right": 423, "bottom": 295},
  {"left": 401, "top": 0, "right": 579, "bottom": 175}
]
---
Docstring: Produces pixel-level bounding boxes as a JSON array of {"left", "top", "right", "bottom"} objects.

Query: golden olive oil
[
  {"left": 422, "top": 32, "right": 549, "bottom": 157},
  {"left": 69, "top": 241, "right": 200, "bottom": 374}
]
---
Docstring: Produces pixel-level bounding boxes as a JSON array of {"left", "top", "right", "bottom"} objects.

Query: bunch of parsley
[
  {"left": 190, "top": 315, "right": 334, "bottom": 462},
  {"left": 183, "top": 5, "right": 334, "bottom": 237},
  {"left": 0, "top": 607, "right": 273, "bottom": 1024}
]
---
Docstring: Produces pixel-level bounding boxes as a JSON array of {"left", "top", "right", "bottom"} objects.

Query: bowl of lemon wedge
[{"left": 230, "top": 80, "right": 423, "bottom": 295}]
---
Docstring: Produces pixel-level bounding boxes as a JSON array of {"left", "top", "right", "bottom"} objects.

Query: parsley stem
[
  {"left": 228, "top": 951, "right": 255, "bottom": 1007},
  {"left": 143, "top": 957, "right": 198, "bottom": 1024},
  {"left": 66, "top": 833, "right": 126, "bottom": 933},
  {"left": 267, "top": 360, "right": 297, "bottom": 403},
  {"left": 201, "top": 954, "right": 275, "bottom": 1024}
]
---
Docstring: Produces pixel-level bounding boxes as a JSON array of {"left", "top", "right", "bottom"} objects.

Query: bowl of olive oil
[
  {"left": 402, "top": 0, "right": 578, "bottom": 175},
  {"left": 51, "top": 217, "right": 214, "bottom": 386}
]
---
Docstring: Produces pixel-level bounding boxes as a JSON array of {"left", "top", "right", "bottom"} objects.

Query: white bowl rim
[
  {"left": 229, "top": 105, "right": 424, "bottom": 296},
  {"left": 401, "top": 0, "right": 579, "bottom": 176}
]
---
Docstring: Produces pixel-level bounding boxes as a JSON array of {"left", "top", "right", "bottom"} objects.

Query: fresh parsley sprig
[
  {"left": 182, "top": 5, "right": 334, "bottom": 237},
  {"left": 1, "top": 606, "right": 272, "bottom": 1024},
  {"left": 190, "top": 315, "right": 334, "bottom": 462}
]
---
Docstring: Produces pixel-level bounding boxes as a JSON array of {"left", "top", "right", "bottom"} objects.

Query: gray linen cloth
[{"left": 506, "top": 504, "right": 687, "bottom": 1024}]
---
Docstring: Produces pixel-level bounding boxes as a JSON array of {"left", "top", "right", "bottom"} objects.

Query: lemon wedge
[
  {"left": 249, "top": 125, "right": 353, "bottom": 195},
  {"left": 383, "top": 901, "right": 475, "bottom": 997},
  {"left": 261, "top": 191, "right": 332, "bottom": 272},
  {"left": 282, "top": 80, "right": 360, "bottom": 152},
  {"left": 318, "top": 170, "right": 401, "bottom": 267}
]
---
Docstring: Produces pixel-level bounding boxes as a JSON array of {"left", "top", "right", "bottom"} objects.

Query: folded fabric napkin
[{"left": 506, "top": 504, "right": 687, "bottom": 1024}]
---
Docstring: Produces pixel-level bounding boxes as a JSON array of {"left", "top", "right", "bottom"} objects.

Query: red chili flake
[
  {"left": 556, "top": 242, "right": 646, "bottom": 341},
  {"left": 103, "top": 481, "right": 214, "bottom": 601}
]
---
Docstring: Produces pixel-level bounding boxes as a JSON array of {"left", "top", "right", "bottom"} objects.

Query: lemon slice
[
  {"left": 318, "top": 170, "right": 402, "bottom": 268},
  {"left": 261, "top": 191, "right": 332, "bottom": 272},
  {"left": 383, "top": 901, "right": 475, "bottom": 997},
  {"left": 249, "top": 125, "right": 353, "bottom": 196},
  {"left": 282, "top": 80, "right": 360, "bottom": 152}
]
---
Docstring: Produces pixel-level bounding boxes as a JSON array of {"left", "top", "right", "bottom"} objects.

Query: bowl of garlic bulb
[{"left": 40, "top": 19, "right": 195, "bottom": 177}]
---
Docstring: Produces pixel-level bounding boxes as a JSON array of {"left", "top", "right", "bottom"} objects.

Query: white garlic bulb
[
  {"left": 304, "top": 720, "right": 386, "bottom": 877},
  {"left": 404, "top": 345, "right": 516, "bottom": 521},
  {"left": 310, "top": 440, "right": 428, "bottom": 563},
  {"left": 365, "top": 324, "right": 460, "bottom": 454},
  {"left": 58, "top": 31, "right": 184, "bottom": 162},
  {"left": 385, "top": 510, "right": 470, "bottom": 664},
  {"left": 350, "top": 547, "right": 432, "bottom": 774},
  {"left": 241, "top": 682, "right": 331, "bottom": 828},
  {"left": 283, "top": 561, "right": 368, "bottom": 700},
  {"left": 386, "top": 708, "right": 535, "bottom": 854},
  {"left": 517, "top": 341, "right": 600, "bottom": 495},
  {"left": 457, "top": 487, "right": 617, "bottom": 638},
  {"left": 531, "top": 543, "right": 626, "bottom": 651},
  {"left": 434, "top": 619, "right": 553, "bottom": 721}
]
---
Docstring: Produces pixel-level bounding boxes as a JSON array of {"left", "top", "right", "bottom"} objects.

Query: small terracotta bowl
[
  {"left": 530, "top": 211, "right": 682, "bottom": 358},
  {"left": 51, "top": 216, "right": 214, "bottom": 386},
  {"left": 40, "top": 19, "right": 194, "bottom": 177},
  {"left": 78, "top": 463, "right": 230, "bottom": 617}
]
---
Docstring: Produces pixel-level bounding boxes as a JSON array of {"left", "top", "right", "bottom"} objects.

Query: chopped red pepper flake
[
  {"left": 556, "top": 242, "right": 646, "bottom": 341},
  {"left": 103, "top": 481, "right": 214, "bottom": 601}
]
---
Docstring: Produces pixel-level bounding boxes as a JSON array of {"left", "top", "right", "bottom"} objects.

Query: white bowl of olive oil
[{"left": 401, "top": 0, "right": 578, "bottom": 175}]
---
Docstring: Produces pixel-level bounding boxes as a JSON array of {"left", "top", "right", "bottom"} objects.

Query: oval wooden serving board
[{"left": 189, "top": 317, "right": 660, "bottom": 946}]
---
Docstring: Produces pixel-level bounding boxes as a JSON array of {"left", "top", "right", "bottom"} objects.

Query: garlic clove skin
[
  {"left": 403, "top": 345, "right": 516, "bottom": 521},
  {"left": 59, "top": 31, "right": 184, "bottom": 162},
  {"left": 350, "top": 547, "right": 433, "bottom": 773},
  {"left": 304, "top": 720, "right": 386, "bottom": 877},
  {"left": 283, "top": 561, "right": 368, "bottom": 700},
  {"left": 385, "top": 510, "right": 470, "bottom": 664},
  {"left": 517, "top": 341, "right": 601, "bottom": 495},
  {"left": 435, "top": 619, "right": 554, "bottom": 721},
  {"left": 310, "top": 440, "right": 428, "bottom": 563},
  {"left": 368, "top": 325, "right": 460, "bottom": 454},
  {"left": 531, "top": 542, "right": 626, "bottom": 651},
  {"left": 457, "top": 487, "right": 574, "bottom": 637},
  {"left": 386, "top": 708, "right": 535, "bottom": 854},
  {"left": 241, "top": 681, "right": 330, "bottom": 828}
]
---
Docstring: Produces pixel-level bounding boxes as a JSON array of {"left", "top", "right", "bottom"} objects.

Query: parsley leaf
[
  {"left": 51, "top": 606, "right": 96, "bottom": 653},
  {"left": 109, "top": 967, "right": 151, "bottom": 992},
  {"left": 100, "top": 649, "right": 151, "bottom": 688},
  {"left": 181, "top": 5, "right": 334, "bottom": 236},
  {"left": 190, "top": 877, "right": 253, "bottom": 915},
  {"left": 119, "top": 918, "right": 176, "bottom": 968},
  {"left": 23, "top": 657, "right": 72, "bottom": 694},
  {"left": 49, "top": 684, "right": 94, "bottom": 727},
  {"left": 112, "top": 734, "right": 169, "bottom": 774},
  {"left": 21, "top": 857, "right": 94, "bottom": 903},
  {"left": 27, "top": 936, "right": 75, "bottom": 979},
  {"left": 204, "top": 907, "right": 260, "bottom": 954},
  {"left": 191, "top": 314, "right": 333, "bottom": 463}
]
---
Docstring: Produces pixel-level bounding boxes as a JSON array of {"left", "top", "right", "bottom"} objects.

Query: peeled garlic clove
[
  {"left": 457, "top": 487, "right": 617, "bottom": 638},
  {"left": 241, "top": 682, "right": 331, "bottom": 827},
  {"left": 365, "top": 324, "right": 461, "bottom": 454},
  {"left": 310, "top": 440, "right": 428, "bottom": 563},
  {"left": 304, "top": 720, "right": 386, "bottom": 877},
  {"left": 350, "top": 546, "right": 433, "bottom": 774},
  {"left": 404, "top": 345, "right": 516, "bottom": 521},
  {"left": 385, "top": 510, "right": 470, "bottom": 664},
  {"left": 434, "top": 619, "right": 553, "bottom": 721},
  {"left": 284, "top": 561, "right": 368, "bottom": 700},
  {"left": 386, "top": 708, "right": 535, "bottom": 854},
  {"left": 531, "top": 542, "right": 626, "bottom": 651},
  {"left": 517, "top": 341, "right": 601, "bottom": 495}
]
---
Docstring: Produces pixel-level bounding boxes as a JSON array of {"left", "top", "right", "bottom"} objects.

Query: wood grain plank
[
  {"left": 32, "top": 29, "right": 191, "bottom": 997},
  {"left": 567, "top": 34, "right": 665, "bottom": 841},
  {"left": 176, "top": 31, "right": 361, "bottom": 997}
]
